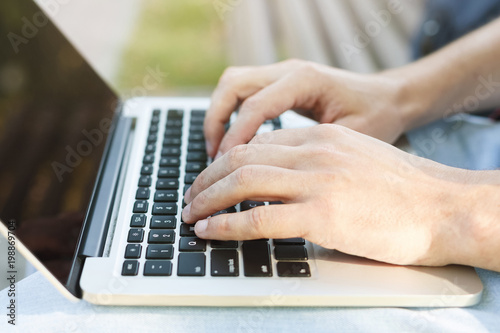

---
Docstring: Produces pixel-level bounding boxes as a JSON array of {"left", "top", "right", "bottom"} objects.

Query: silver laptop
[{"left": 0, "top": 0, "right": 483, "bottom": 307}]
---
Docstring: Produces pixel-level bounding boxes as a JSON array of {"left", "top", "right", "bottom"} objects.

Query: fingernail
[
  {"left": 214, "top": 151, "right": 222, "bottom": 160},
  {"left": 183, "top": 203, "right": 191, "bottom": 219},
  {"left": 205, "top": 141, "right": 213, "bottom": 156},
  {"left": 195, "top": 219, "right": 208, "bottom": 234},
  {"left": 184, "top": 187, "right": 192, "bottom": 202}
]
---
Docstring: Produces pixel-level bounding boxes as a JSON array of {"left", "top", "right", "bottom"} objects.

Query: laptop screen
[{"left": 0, "top": 1, "right": 118, "bottom": 284}]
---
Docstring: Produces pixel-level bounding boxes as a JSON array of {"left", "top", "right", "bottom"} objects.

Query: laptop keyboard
[{"left": 122, "top": 109, "right": 311, "bottom": 278}]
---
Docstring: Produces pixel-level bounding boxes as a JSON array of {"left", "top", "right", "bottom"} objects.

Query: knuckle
[
  {"left": 219, "top": 66, "right": 244, "bottom": 84},
  {"left": 233, "top": 165, "right": 254, "bottom": 188},
  {"left": 249, "top": 132, "right": 269, "bottom": 145},
  {"left": 226, "top": 144, "right": 250, "bottom": 171},
  {"left": 248, "top": 207, "right": 267, "bottom": 237}
]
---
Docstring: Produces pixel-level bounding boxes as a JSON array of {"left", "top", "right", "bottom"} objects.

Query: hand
[
  {"left": 203, "top": 59, "right": 409, "bottom": 158},
  {"left": 183, "top": 124, "right": 471, "bottom": 266}
]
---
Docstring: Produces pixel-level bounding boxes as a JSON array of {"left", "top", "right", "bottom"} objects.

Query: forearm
[{"left": 384, "top": 17, "right": 500, "bottom": 130}]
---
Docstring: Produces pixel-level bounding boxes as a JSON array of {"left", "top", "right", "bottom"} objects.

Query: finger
[
  {"left": 216, "top": 74, "right": 308, "bottom": 156},
  {"left": 182, "top": 165, "right": 305, "bottom": 223},
  {"left": 204, "top": 62, "right": 297, "bottom": 157},
  {"left": 249, "top": 127, "right": 313, "bottom": 146},
  {"left": 193, "top": 203, "right": 308, "bottom": 241},
  {"left": 184, "top": 144, "right": 299, "bottom": 203}
]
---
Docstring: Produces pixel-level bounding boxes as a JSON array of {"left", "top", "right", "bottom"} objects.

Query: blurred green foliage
[{"left": 116, "top": 0, "right": 228, "bottom": 95}]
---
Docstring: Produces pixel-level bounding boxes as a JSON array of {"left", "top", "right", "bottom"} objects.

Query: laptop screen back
[{"left": 0, "top": 1, "right": 118, "bottom": 284}]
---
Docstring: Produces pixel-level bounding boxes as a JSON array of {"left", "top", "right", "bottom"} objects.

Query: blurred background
[{"left": 1, "top": 0, "right": 425, "bottom": 289}]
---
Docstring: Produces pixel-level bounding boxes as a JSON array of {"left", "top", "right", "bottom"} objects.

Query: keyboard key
[
  {"left": 269, "top": 201, "right": 283, "bottom": 205},
  {"left": 187, "top": 142, "right": 205, "bottom": 152},
  {"left": 149, "top": 124, "right": 159, "bottom": 133},
  {"left": 187, "top": 152, "right": 207, "bottom": 162},
  {"left": 157, "top": 168, "right": 179, "bottom": 178},
  {"left": 150, "top": 216, "right": 176, "bottom": 229},
  {"left": 163, "top": 137, "right": 181, "bottom": 146},
  {"left": 274, "top": 245, "right": 308, "bottom": 261},
  {"left": 161, "top": 146, "right": 181, "bottom": 156},
  {"left": 133, "top": 201, "right": 148, "bottom": 213},
  {"left": 210, "top": 240, "right": 238, "bottom": 249},
  {"left": 146, "top": 245, "right": 174, "bottom": 259},
  {"left": 242, "top": 241, "right": 272, "bottom": 277},
  {"left": 240, "top": 201, "right": 265, "bottom": 211},
  {"left": 138, "top": 175, "right": 152, "bottom": 187},
  {"left": 211, "top": 250, "right": 239, "bottom": 276},
  {"left": 152, "top": 203, "right": 177, "bottom": 215},
  {"left": 147, "top": 133, "right": 158, "bottom": 143},
  {"left": 177, "top": 253, "right": 205, "bottom": 276},
  {"left": 164, "top": 128, "right": 182, "bottom": 137},
  {"left": 166, "top": 119, "right": 183, "bottom": 128},
  {"left": 277, "top": 262, "right": 311, "bottom": 277},
  {"left": 160, "top": 157, "right": 180, "bottom": 167},
  {"left": 180, "top": 223, "right": 196, "bottom": 236},
  {"left": 122, "top": 260, "right": 139, "bottom": 276},
  {"left": 125, "top": 244, "right": 142, "bottom": 259},
  {"left": 148, "top": 230, "right": 175, "bottom": 244},
  {"left": 144, "top": 260, "right": 172, "bottom": 276},
  {"left": 212, "top": 206, "right": 236, "bottom": 216},
  {"left": 130, "top": 214, "right": 147, "bottom": 227},
  {"left": 141, "top": 165, "right": 153, "bottom": 175},
  {"left": 273, "top": 238, "right": 305, "bottom": 246},
  {"left": 135, "top": 188, "right": 150, "bottom": 200},
  {"left": 168, "top": 109, "right": 183, "bottom": 119},
  {"left": 191, "top": 109, "right": 206, "bottom": 117},
  {"left": 190, "top": 117, "right": 204, "bottom": 125},
  {"left": 154, "top": 190, "right": 178, "bottom": 202},
  {"left": 185, "top": 162, "right": 206, "bottom": 173},
  {"left": 156, "top": 179, "right": 179, "bottom": 190},
  {"left": 179, "top": 237, "right": 206, "bottom": 252},
  {"left": 184, "top": 173, "right": 198, "bottom": 184},
  {"left": 128, "top": 228, "right": 144, "bottom": 242},
  {"left": 145, "top": 143, "right": 156, "bottom": 153},
  {"left": 188, "top": 133, "right": 205, "bottom": 142},
  {"left": 190, "top": 124, "right": 203, "bottom": 132},
  {"left": 272, "top": 117, "right": 282, "bottom": 130},
  {"left": 143, "top": 154, "right": 155, "bottom": 164},
  {"left": 152, "top": 109, "right": 161, "bottom": 117}
]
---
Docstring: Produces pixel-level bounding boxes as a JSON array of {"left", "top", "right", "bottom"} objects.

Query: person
[{"left": 181, "top": 12, "right": 500, "bottom": 272}]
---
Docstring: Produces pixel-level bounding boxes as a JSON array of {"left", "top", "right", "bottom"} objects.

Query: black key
[
  {"left": 190, "top": 124, "right": 203, "bottom": 132},
  {"left": 128, "top": 228, "right": 144, "bottom": 243},
  {"left": 164, "top": 128, "right": 182, "bottom": 137},
  {"left": 150, "top": 216, "right": 176, "bottom": 229},
  {"left": 133, "top": 201, "right": 148, "bottom": 213},
  {"left": 147, "top": 133, "right": 158, "bottom": 143},
  {"left": 152, "top": 203, "right": 177, "bottom": 215},
  {"left": 190, "top": 117, "right": 204, "bottom": 125},
  {"left": 274, "top": 245, "right": 308, "bottom": 261},
  {"left": 122, "top": 260, "right": 139, "bottom": 276},
  {"left": 183, "top": 186, "right": 190, "bottom": 195},
  {"left": 184, "top": 173, "right": 198, "bottom": 184},
  {"left": 143, "top": 154, "right": 155, "bottom": 164},
  {"left": 185, "top": 162, "right": 206, "bottom": 173},
  {"left": 211, "top": 240, "right": 238, "bottom": 249},
  {"left": 130, "top": 213, "right": 147, "bottom": 227},
  {"left": 177, "top": 253, "right": 205, "bottom": 276},
  {"left": 242, "top": 241, "right": 272, "bottom": 277},
  {"left": 272, "top": 117, "right": 282, "bottom": 130},
  {"left": 179, "top": 237, "right": 206, "bottom": 252},
  {"left": 180, "top": 223, "right": 196, "bottom": 236},
  {"left": 125, "top": 244, "right": 142, "bottom": 259},
  {"left": 168, "top": 109, "right": 183, "bottom": 119},
  {"left": 148, "top": 230, "right": 175, "bottom": 244},
  {"left": 146, "top": 245, "right": 174, "bottom": 259},
  {"left": 144, "top": 260, "right": 172, "bottom": 276},
  {"left": 212, "top": 206, "right": 236, "bottom": 216},
  {"left": 163, "top": 137, "right": 181, "bottom": 146},
  {"left": 273, "top": 238, "right": 305, "bottom": 246},
  {"left": 186, "top": 152, "right": 207, "bottom": 162},
  {"left": 269, "top": 201, "right": 283, "bottom": 205},
  {"left": 149, "top": 124, "right": 159, "bottom": 133},
  {"left": 154, "top": 190, "right": 178, "bottom": 202},
  {"left": 145, "top": 143, "right": 156, "bottom": 153},
  {"left": 277, "top": 262, "right": 311, "bottom": 277},
  {"left": 191, "top": 109, "right": 206, "bottom": 117},
  {"left": 138, "top": 175, "right": 152, "bottom": 187},
  {"left": 166, "top": 119, "right": 183, "bottom": 128},
  {"left": 151, "top": 113, "right": 160, "bottom": 124},
  {"left": 240, "top": 201, "right": 265, "bottom": 211},
  {"left": 187, "top": 142, "right": 205, "bottom": 151},
  {"left": 156, "top": 179, "right": 179, "bottom": 190},
  {"left": 188, "top": 132, "right": 205, "bottom": 142},
  {"left": 141, "top": 165, "right": 153, "bottom": 175},
  {"left": 211, "top": 250, "right": 239, "bottom": 276},
  {"left": 153, "top": 109, "right": 161, "bottom": 117},
  {"left": 136, "top": 188, "right": 150, "bottom": 200},
  {"left": 157, "top": 168, "right": 179, "bottom": 178},
  {"left": 161, "top": 146, "right": 181, "bottom": 156},
  {"left": 160, "top": 157, "right": 180, "bottom": 167}
]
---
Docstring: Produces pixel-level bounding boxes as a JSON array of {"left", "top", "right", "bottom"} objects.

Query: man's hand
[
  {"left": 183, "top": 125, "right": 477, "bottom": 267},
  {"left": 204, "top": 59, "right": 410, "bottom": 158}
]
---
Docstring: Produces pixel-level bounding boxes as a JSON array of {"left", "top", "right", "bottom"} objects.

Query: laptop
[{"left": 0, "top": 0, "right": 483, "bottom": 307}]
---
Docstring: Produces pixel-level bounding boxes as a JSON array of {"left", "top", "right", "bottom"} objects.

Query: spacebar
[{"left": 242, "top": 241, "right": 272, "bottom": 277}]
